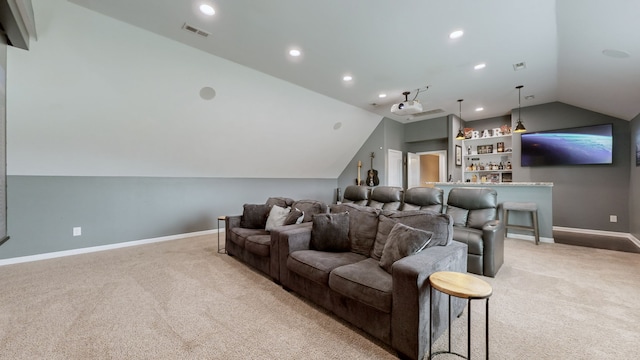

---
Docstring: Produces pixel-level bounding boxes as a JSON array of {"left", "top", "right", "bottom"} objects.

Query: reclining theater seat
[
  {"left": 341, "top": 185, "right": 370, "bottom": 206},
  {"left": 368, "top": 186, "right": 403, "bottom": 210},
  {"left": 445, "top": 187, "right": 505, "bottom": 277},
  {"left": 401, "top": 187, "right": 444, "bottom": 212},
  {"left": 225, "top": 197, "right": 328, "bottom": 282}
]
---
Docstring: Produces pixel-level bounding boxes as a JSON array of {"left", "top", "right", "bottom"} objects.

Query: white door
[
  {"left": 387, "top": 149, "right": 403, "bottom": 187},
  {"left": 407, "top": 152, "right": 420, "bottom": 188}
]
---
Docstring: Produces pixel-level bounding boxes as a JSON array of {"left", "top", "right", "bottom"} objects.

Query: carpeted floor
[{"left": 0, "top": 235, "right": 638, "bottom": 359}]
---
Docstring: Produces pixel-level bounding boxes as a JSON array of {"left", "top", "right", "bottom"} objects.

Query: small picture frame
[
  {"left": 455, "top": 145, "right": 462, "bottom": 166},
  {"left": 497, "top": 142, "right": 504, "bottom": 153}
]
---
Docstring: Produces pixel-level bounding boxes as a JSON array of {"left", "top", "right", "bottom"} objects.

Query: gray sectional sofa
[
  {"left": 277, "top": 203, "right": 467, "bottom": 360},
  {"left": 225, "top": 197, "right": 328, "bottom": 281},
  {"left": 223, "top": 187, "right": 501, "bottom": 359}
]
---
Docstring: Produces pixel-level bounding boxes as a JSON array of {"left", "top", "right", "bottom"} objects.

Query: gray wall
[
  {"left": 630, "top": 113, "right": 640, "bottom": 239},
  {"left": 2, "top": 176, "right": 336, "bottom": 259},
  {"left": 0, "top": 35, "right": 6, "bottom": 243},
  {"left": 337, "top": 117, "right": 404, "bottom": 194},
  {"left": 511, "top": 102, "right": 630, "bottom": 232}
]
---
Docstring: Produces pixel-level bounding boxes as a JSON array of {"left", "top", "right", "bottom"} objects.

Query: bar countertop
[{"left": 426, "top": 182, "right": 553, "bottom": 187}]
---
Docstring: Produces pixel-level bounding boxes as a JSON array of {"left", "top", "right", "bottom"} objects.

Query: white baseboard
[
  {"left": 0, "top": 228, "right": 221, "bottom": 267},
  {"left": 553, "top": 226, "right": 640, "bottom": 247}
]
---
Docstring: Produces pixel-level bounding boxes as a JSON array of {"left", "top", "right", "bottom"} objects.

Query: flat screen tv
[{"left": 521, "top": 124, "right": 613, "bottom": 166}]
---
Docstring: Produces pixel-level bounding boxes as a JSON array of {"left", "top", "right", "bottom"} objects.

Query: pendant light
[
  {"left": 455, "top": 99, "right": 465, "bottom": 139},
  {"left": 514, "top": 85, "right": 527, "bottom": 133}
]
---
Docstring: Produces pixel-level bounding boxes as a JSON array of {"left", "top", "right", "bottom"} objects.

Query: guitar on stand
[
  {"left": 366, "top": 152, "right": 380, "bottom": 186},
  {"left": 355, "top": 161, "right": 363, "bottom": 185}
]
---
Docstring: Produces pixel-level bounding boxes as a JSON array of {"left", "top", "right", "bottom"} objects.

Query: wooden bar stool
[
  {"left": 502, "top": 201, "right": 540, "bottom": 245},
  {"left": 429, "top": 271, "right": 492, "bottom": 359}
]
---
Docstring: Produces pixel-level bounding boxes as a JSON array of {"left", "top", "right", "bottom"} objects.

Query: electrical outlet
[
  {"left": 609, "top": 215, "right": 617, "bottom": 223},
  {"left": 73, "top": 227, "right": 82, "bottom": 236}
]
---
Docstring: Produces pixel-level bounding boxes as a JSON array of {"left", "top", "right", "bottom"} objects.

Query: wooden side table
[
  {"left": 428, "top": 271, "right": 493, "bottom": 359},
  {"left": 217, "top": 216, "right": 226, "bottom": 254}
]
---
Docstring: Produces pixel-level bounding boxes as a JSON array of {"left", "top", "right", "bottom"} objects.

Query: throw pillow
[
  {"left": 283, "top": 208, "right": 305, "bottom": 225},
  {"left": 310, "top": 212, "right": 350, "bottom": 252},
  {"left": 240, "top": 203, "right": 271, "bottom": 229},
  {"left": 265, "top": 205, "right": 291, "bottom": 231},
  {"left": 330, "top": 203, "right": 380, "bottom": 256},
  {"left": 379, "top": 222, "right": 432, "bottom": 273}
]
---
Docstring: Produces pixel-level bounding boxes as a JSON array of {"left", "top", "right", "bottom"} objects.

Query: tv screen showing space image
[{"left": 521, "top": 124, "right": 613, "bottom": 166}]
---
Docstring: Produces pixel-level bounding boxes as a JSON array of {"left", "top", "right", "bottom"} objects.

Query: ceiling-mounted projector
[
  {"left": 390, "top": 90, "right": 424, "bottom": 115},
  {"left": 391, "top": 100, "right": 423, "bottom": 115}
]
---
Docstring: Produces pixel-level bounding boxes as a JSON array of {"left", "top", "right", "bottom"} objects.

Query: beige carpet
[{"left": 0, "top": 235, "right": 638, "bottom": 359}]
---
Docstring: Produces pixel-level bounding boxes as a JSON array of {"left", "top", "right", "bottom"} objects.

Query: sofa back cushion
[
  {"left": 240, "top": 203, "right": 271, "bottom": 229},
  {"left": 330, "top": 203, "right": 380, "bottom": 256},
  {"left": 368, "top": 186, "right": 403, "bottom": 210},
  {"left": 402, "top": 187, "right": 444, "bottom": 212},
  {"left": 292, "top": 200, "right": 328, "bottom": 223},
  {"left": 266, "top": 197, "right": 295, "bottom": 209},
  {"left": 446, "top": 187, "right": 497, "bottom": 229},
  {"left": 311, "top": 212, "right": 350, "bottom": 252},
  {"left": 371, "top": 210, "right": 453, "bottom": 260},
  {"left": 342, "top": 185, "right": 370, "bottom": 206}
]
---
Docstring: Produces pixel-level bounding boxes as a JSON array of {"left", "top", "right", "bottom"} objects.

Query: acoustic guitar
[
  {"left": 355, "top": 161, "right": 363, "bottom": 185},
  {"left": 366, "top": 152, "right": 380, "bottom": 186}
]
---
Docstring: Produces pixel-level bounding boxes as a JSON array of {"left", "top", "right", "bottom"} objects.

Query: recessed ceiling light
[
  {"left": 474, "top": 63, "right": 486, "bottom": 70},
  {"left": 449, "top": 30, "right": 464, "bottom": 39},
  {"left": 475, "top": 107, "right": 484, "bottom": 112},
  {"left": 343, "top": 75, "right": 353, "bottom": 81},
  {"left": 289, "top": 49, "right": 301, "bottom": 57},
  {"left": 199, "top": 4, "right": 215, "bottom": 16},
  {"left": 378, "top": 93, "right": 387, "bottom": 98},
  {"left": 525, "top": 95, "right": 535, "bottom": 100},
  {"left": 602, "top": 49, "right": 630, "bottom": 58}
]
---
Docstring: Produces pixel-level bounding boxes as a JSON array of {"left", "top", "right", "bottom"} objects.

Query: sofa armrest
[
  {"left": 277, "top": 224, "right": 313, "bottom": 287},
  {"left": 269, "top": 222, "right": 312, "bottom": 282},
  {"left": 390, "top": 241, "right": 468, "bottom": 360},
  {"left": 482, "top": 219, "right": 505, "bottom": 277},
  {"left": 225, "top": 215, "right": 241, "bottom": 240}
]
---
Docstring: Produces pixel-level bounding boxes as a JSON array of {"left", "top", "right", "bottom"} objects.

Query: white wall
[{"left": 7, "top": 0, "right": 382, "bottom": 178}]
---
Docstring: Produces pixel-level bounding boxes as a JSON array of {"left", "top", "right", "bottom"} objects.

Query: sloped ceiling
[
  {"left": 8, "top": 0, "right": 640, "bottom": 180},
  {"left": 68, "top": 0, "right": 640, "bottom": 122}
]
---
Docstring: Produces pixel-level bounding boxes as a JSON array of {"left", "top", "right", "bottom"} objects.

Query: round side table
[{"left": 428, "top": 271, "right": 493, "bottom": 359}]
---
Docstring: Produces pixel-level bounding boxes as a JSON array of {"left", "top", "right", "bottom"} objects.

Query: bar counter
[{"left": 425, "top": 182, "right": 554, "bottom": 241}]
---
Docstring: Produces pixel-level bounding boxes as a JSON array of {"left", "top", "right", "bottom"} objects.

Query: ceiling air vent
[
  {"left": 182, "top": 23, "right": 210, "bottom": 37},
  {"left": 512, "top": 62, "right": 527, "bottom": 71}
]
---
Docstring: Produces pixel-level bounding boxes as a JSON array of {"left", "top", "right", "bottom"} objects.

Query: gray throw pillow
[
  {"left": 283, "top": 208, "right": 304, "bottom": 225},
  {"left": 330, "top": 203, "right": 380, "bottom": 256},
  {"left": 379, "top": 222, "right": 432, "bottom": 273},
  {"left": 240, "top": 204, "right": 271, "bottom": 229},
  {"left": 310, "top": 212, "right": 350, "bottom": 252}
]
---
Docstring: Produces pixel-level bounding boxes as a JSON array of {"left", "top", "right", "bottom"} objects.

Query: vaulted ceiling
[{"left": 69, "top": 0, "right": 640, "bottom": 122}]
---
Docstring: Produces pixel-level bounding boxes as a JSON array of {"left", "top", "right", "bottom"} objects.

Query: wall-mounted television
[{"left": 521, "top": 124, "right": 613, "bottom": 166}]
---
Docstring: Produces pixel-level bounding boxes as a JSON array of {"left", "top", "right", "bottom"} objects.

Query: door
[
  {"left": 407, "top": 152, "right": 421, "bottom": 188},
  {"left": 413, "top": 150, "right": 447, "bottom": 184},
  {"left": 387, "top": 149, "right": 403, "bottom": 187}
]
